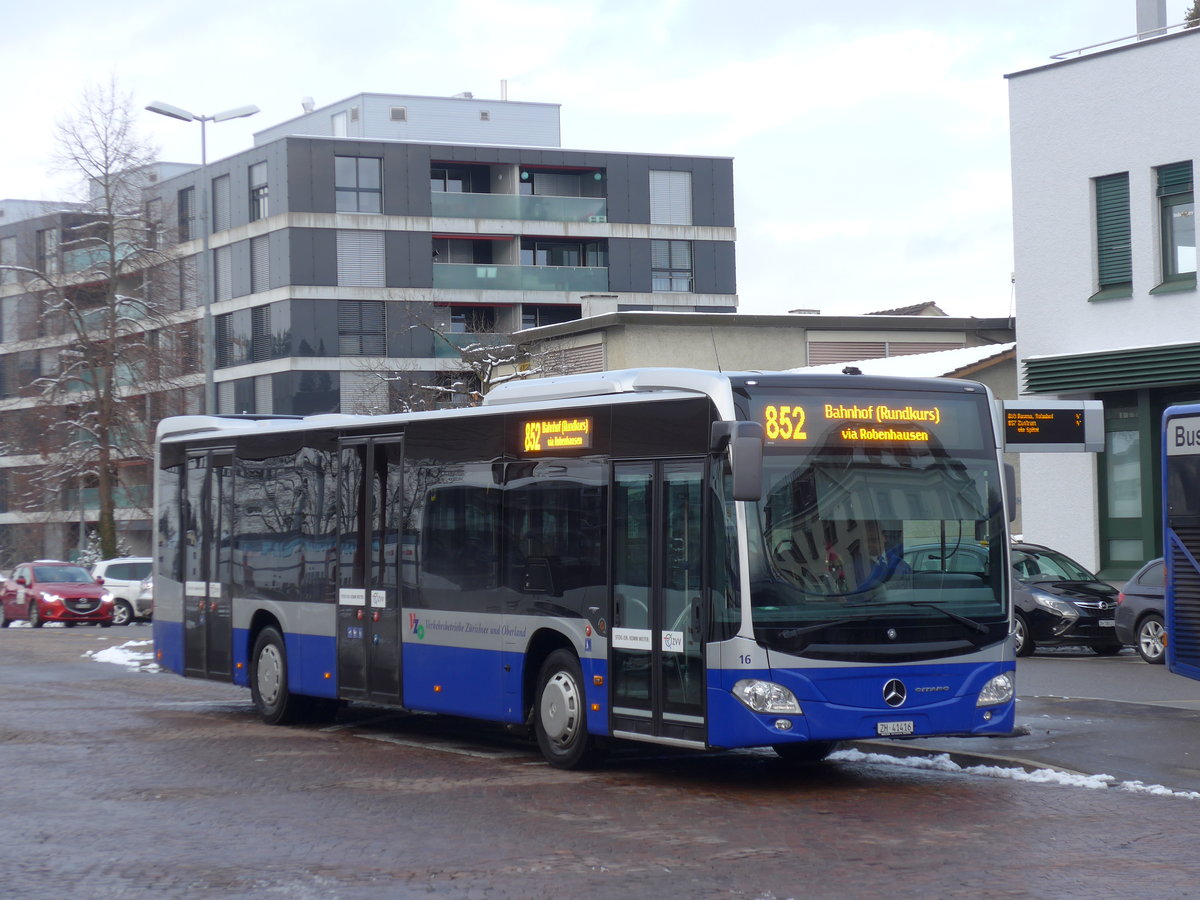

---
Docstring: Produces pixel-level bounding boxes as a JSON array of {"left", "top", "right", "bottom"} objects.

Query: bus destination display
[
  {"left": 522, "top": 416, "right": 594, "bottom": 452},
  {"left": 758, "top": 399, "right": 956, "bottom": 448}
]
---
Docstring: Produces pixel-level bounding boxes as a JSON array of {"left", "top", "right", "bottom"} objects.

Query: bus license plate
[
  {"left": 1099, "top": 619, "right": 1115, "bottom": 628},
  {"left": 877, "top": 721, "right": 914, "bottom": 736}
]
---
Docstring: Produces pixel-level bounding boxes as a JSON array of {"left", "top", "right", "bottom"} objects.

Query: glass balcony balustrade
[
  {"left": 431, "top": 192, "right": 607, "bottom": 223},
  {"left": 61, "top": 484, "right": 152, "bottom": 511},
  {"left": 433, "top": 263, "right": 608, "bottom": 293}
]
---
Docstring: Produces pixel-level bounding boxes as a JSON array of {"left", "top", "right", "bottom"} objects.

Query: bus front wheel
[
  {"left": 250, "top": 626, "right": 305, "bottom": 726},
  {"left": 534, "top": 650, "right": 602, "bottom": 770}
]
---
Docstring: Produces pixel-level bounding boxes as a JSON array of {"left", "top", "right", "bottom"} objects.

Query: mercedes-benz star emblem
[{"left": 883, "top": 679, "right": 907, "bottom": 708}]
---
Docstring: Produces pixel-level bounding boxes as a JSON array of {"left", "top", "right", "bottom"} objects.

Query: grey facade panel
[
  {"left": 230, "top": 239, "right": 252, "bottom": 298},
  {"left": 701, "top": 241, "right": 736, "bottom": 294},
  {"left": 268, "top": 229, "right": 289, "bottom": 290},
  {"left": 710, "top": 158, "right": 735, "bottom": 227},
  {"left": 608, "top": 238, "right": 651, "bottom": 293},
  {"left": 290, "top": 228, "right": 337, "bottom": 286},
  {"left": 385, "top": 231, "right": 434, "bottom": 287}
]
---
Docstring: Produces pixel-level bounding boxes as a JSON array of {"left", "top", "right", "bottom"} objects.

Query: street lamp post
[{"left": 145, "top": 101, "right": 260, "bottom": 415}]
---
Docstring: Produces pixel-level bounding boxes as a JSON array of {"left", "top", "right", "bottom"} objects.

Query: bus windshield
[{"left": 742, "top": 396, "right": 1009, "bottom": 659}]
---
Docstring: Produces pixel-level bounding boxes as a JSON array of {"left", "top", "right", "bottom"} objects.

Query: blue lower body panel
[{"left": 706, "top": 661, "right": 1015, "bottom": 750}]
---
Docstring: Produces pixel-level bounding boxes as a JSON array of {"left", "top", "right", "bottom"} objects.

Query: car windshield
[
  {"left": 1011, "top": 548, "right": 1096, "bottom": 583},
  {"left": 33, "top": 565, "right": 92, "bottom": 583}
]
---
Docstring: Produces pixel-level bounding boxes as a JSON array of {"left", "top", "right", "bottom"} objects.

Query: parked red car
[{"left": 0, "top": 561, "right": 115, "bottom": 628}]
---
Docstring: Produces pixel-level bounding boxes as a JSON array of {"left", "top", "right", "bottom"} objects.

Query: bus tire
[
  {"left": 774, "top": 741, "right": 840, "bottom": 763},
  {"left": 534, "top": 649, "right": 601, "bottom": 770},
  {"left": 250, "top": 626, "right": 305, "bottom": 726}
]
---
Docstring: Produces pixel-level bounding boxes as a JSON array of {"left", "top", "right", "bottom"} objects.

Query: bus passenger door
[
  {"left": 610, "top": 460, "right": 706, "bottom": 746},
  {"left": 336, "top": 437, "right": 403, "bottom": 705},
  {"left": 182, "top": 449, "right": 233, "bottom": 681}
]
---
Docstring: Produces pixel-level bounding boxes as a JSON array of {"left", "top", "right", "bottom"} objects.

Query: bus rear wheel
[
  {"left": 250, "top": 626, "right": 306, "bottom": 726},
  {"left": 534, "top": 650, "right": 601, "bottom": 770}
]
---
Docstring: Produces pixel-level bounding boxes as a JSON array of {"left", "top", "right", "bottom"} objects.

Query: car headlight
[
  {"left": 732, "top": 679, "right": 803, "bottom": 714},
  {"left": 1033, "top": 592, "right": 1079, "bottom": 618},
  {"left": 41, "top": 593, "right": 63, "bottom": 605},
  {"left": 977, "top": 672, "right": 1015, "bottom": 707},
  {"left": 101, "top": 592, "right": 114, "bottom": 604}
]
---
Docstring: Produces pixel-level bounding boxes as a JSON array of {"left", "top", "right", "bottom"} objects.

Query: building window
[
  {"left": 212, "top": 174, "right": 231, "bottom": 233},
  {"left": 250, "top": 235, "right": 269, "bottom": 293},
  {"left": 251, "top": 305, "right": 272, "bottom": 362},
  {"left": 213, "top": 245, "right": 232, "bottom": 301},
  {"left": 649, "top": 170, "right": 692, "bottom": 225},
  {"left": 520, "top": 239, "right": 606, "bottom": 267},
  {"left": 1158, "top": 161, "right": 1195, "bottom": 284},
  {"left": 0, "top": 235, "right": 16, "bottom": 284},
  {"left": 214, "top": 313, "right": 233, "bottom": 368},
  {"left": 651, "top": 240, "right": 693, "bottom": 292},
  {"left": 336, "top": 230, "right": 385, "bottom": 286},
  {"left": 335, "top": 156, "right": 382, "bottom": 213},
  {"left": 390, "top": 106, "right": 407, "bottom": 122},
  {"left": 178, "top": 187, "right": 196, "bottom": 241},
  {"left": 249, "top": 162, "right": 268, "bottom": 222},
  {"left": 338, "top": 300, "right": 386, "bottom": 355},
  {"left": 145, "top": 198, "right": 162, "bottom": 250},
  {"left": 450, "top": 305, "right": 496, "bottom": 333},
  {"left": 521, "top": 304, "right": 581, "bottom": 329},
  {"left": 1094, "top": 172, "right": 1131, "bottom": 297},
  {"left": 431, "top": 166, "right": 472, "bottom": 193},
  {"left": 36, "top": 228, "right": 58, "bottom": 274}
]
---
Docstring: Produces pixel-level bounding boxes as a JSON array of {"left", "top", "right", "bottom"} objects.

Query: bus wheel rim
[
  {"left": 541, "top": 671, "right": 581, "bottom": 746},
  {"left": 258, "top": 644, "right": 283, "bottom": 705}
]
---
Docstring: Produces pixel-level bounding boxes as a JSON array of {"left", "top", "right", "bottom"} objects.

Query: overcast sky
[{"left": 0, "top": 0, "right": 1186, "bottom": 317}]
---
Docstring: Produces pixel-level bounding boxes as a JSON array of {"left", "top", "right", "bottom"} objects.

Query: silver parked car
[{"left": 91, "top": 557, "right": 153, "bottom": 626}]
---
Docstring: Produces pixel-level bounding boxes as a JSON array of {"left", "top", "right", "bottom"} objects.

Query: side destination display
[{"left": 1002, "top": 400, "right": 1103, "bottom": 453}]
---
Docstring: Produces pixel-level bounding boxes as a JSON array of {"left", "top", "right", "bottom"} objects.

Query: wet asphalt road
[{"left": 3, "top": 626, "right": 1200, "bottom": 899}]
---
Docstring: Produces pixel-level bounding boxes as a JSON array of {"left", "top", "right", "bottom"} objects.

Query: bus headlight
[
  {"left": 976, "top": 672, "right": 1014, "bottom": 707},
  {"left": 732, "top": 679, "right": 802, "bottom": 714}
]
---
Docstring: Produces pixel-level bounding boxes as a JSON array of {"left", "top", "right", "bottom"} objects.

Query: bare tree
[
  {"left": 7, "top": 80, "right": 191, "bottom": 560},
  {"left": 1187, "top": 0, "right": 1200, "bottom": 27}
]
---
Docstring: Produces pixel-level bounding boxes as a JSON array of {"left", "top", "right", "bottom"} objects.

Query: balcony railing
[
  {"left": 61, "top": 484, "right": 153, "bottom": 511},
  {"left": 433, "top": 263, "right": 608, "bottom": 293},
  {"left": 431, "top": 192, "right": 607, "bottom": 223}
]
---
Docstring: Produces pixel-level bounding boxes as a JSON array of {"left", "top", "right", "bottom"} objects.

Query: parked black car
[
  {"left": 1115, "top": 557, "right": 1166, "bottom": 664},
  {"left": 1009, "top": 542, "right": 1122, "bottom": 658},
  {"left": 904, "top": 540, "right": 1122, "bottom": 657}
]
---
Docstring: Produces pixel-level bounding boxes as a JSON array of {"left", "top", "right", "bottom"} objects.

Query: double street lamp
[{"left": 145, "top": 100, "right": 260, "bottom": 415}]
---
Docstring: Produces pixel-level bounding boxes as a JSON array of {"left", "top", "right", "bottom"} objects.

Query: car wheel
[
  {"left": 250, "top": 626, "right": 306, "bottom": 726},
  {"left": 534, "top": 649, "right": 603, "bottom": 770},
  {"left": 1136, "top": 614, "right": 1167, "bottom": 665},
  {"left": 29, "top": 602, "right": 43, "bottom": 629},
  {"left": 111, "top": 600, "right": 133, "bottom": 627},
  {"left": 774, "top": 741, "right": 841, "bottom": 763},
  {"left": 1014, "top": 612, "right": 1034, "bottom": 657},
  {"left": 1091, "top": 643, "right": 1123, "bottom": 656}
]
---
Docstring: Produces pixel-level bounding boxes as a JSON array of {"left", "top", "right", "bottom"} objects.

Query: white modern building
[{"left": 1007, "top": 19, "right": 1198, "bottom": 577}]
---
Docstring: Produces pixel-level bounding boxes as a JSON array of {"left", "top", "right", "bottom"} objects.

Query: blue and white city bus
[
  {"left": 1162, "top": 404, "right": 1200, "bottom": 680},
  {"left": 153, "top": 368, "right": 1016, "bottom": 768}
]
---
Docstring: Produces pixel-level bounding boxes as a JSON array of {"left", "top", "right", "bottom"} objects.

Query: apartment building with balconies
[{"left": 0, "top": 93, "right": 737, "bottom": 561}]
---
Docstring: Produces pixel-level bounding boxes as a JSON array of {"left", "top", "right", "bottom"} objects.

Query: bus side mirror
[
  {"left": 1005, "top": 463, "right": 1017, "bottom": 523},
  {"left": 711, "top": 421, "right": 764, "bottom": 502}
]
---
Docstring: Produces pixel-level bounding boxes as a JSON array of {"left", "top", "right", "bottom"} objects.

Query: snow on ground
[
  {"left": 82, "top": 638, "right": 159, "bottom": 673},
  {"left": 831, "top": 747, "right": 1200, "bottom": 800}
]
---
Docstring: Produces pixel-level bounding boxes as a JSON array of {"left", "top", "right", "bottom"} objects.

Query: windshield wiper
[
  {"left": 777, "top": 613, "right": 878, "bottom": 641},
  {"left": 878, "top": 601, "right": 989, "bottom": 634}
]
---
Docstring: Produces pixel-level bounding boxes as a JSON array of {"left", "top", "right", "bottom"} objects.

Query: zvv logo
[{"left": 409, "top": 613, "right": 425, "bottom": 640}]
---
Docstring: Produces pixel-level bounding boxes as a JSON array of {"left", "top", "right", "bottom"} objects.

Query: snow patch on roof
[{"left": 791, "top": 342, "right": 1015, "bottom": 378}]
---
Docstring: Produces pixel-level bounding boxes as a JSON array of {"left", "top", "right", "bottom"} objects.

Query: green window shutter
[
  {"left": 1096, "top": 173, "right": 1131, "bottom": 287},
  {"left": 1157, "top": 161, "right": 1193, "bottom": 197}
]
